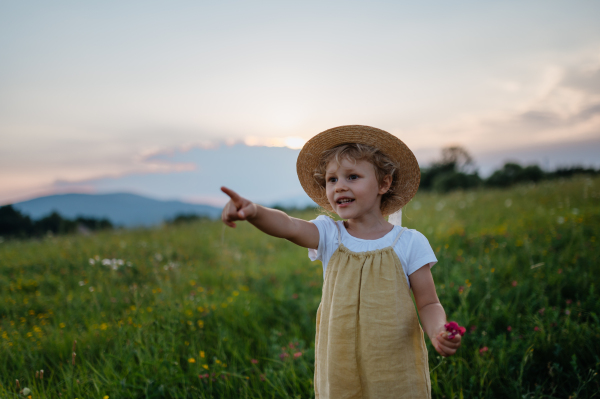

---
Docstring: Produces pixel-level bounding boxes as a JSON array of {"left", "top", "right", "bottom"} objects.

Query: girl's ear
[{"left": 379, "top": 175, "right": 392, "bottom": 195}]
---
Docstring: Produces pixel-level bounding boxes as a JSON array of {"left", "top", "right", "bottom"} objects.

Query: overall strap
[
  {"left": 392, "top": 227, "right": 407, "bottom": 247},
  {"left": 335, "top": 221, "right": 342, "bottom": 246}
]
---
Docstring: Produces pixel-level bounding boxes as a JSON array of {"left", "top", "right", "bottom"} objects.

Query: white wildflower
[{"left": 435, "top": 201, "right": 445, "bottom": 211}]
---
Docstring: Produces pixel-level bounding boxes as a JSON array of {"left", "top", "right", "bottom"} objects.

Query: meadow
[{"left": 1, "top": 176, "right": 599, "bottom": 398}]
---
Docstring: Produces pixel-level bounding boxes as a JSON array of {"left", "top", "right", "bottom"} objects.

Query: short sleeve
[
  {"left": 308, "top": 215, "right": 338, "bottom": 263},
  {"left": 403, "top": 230, "right": 438, "bottom": 276}
]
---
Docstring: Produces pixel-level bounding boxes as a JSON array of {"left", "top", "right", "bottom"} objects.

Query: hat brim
[{"left": 296, "top": 125, "right": 420, "bottom": 216}]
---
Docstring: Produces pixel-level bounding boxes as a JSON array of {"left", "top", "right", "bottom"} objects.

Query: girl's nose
[{"left": 335, "top": 181, "right": 348, "bottom": 191}]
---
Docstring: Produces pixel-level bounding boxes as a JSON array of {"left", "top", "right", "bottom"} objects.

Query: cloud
[
  {"left": 503, "top": 63, "right": 600, "bottom": 142},
  {"left": 410, "top": 59, "right": 600, "bottom": 158},
  {"left": 44, "top": 143, "right": 306, "bottom": 207},
  {"left": 563, "top": 65, "right": 600, "bottom": 92},
  {"left": 3, "top": 38, "right": 600, "bottom": 206}
]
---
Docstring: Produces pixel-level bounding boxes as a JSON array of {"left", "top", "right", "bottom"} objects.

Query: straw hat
[{"left": 296, "top": 125, "right": 420, "bottom": 216}]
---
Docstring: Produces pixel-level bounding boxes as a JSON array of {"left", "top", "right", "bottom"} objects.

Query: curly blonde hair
[{"left": 312, "top": 143, "right": 402, "bottom": 213}]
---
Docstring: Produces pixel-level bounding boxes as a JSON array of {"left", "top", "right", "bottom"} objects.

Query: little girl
[{"left": 221, "top": 125, "right": 461, "bottom": 398}]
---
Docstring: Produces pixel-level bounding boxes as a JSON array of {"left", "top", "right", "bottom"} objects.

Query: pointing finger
[{"left": 221, "top": 186, "right": 242, "bottom": 205}]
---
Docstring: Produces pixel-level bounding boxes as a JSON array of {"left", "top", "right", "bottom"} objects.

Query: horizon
[{"left": 6, "top": 144, "right": 598, "bottom": 209}]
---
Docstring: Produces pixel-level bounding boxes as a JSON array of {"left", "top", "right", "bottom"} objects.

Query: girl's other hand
[
  {"left": 221, "top": 187, "right": 258, "bottom": 228},
  {"left": 432, "top": 327, "right": 462, "bottom": 357}
]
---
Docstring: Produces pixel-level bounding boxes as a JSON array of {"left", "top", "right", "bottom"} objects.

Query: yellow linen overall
[{"left": 314, "top": 226, "right": 431, "bottom": 398}]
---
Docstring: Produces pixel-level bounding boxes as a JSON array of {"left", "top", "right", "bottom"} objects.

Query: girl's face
[{"left": 325, "top": 157, "right": 391, "bottom": 220}]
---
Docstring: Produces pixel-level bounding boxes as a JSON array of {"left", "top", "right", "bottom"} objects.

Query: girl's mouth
[{"left": 337, "top": 198, "right": 355, "bottom": 206}]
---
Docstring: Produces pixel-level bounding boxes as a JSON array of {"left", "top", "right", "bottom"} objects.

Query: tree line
[
  {"left": 420, "top": 146, "right": 599, "bottom": 192},
  {"left": 1, "top": 146, "right": 598, "bottom": 239},
  {"left": 0, "top": 205, "right": 113, "bottom": 240}
]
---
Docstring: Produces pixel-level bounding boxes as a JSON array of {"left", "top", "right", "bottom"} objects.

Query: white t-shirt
[{"left": 308, "top": 215, "right": 437, "bottom": 287}]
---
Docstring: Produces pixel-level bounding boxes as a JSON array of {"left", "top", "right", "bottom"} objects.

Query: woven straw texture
[{"left": 296, "top": 125, "right": 420, "bottom": 216}]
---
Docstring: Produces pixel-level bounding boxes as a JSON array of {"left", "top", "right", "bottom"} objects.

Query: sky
[{"left": 2, "top": 0, "right": 600, "bottom": 207}]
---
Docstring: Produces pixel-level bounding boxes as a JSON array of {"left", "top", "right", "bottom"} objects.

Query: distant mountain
[{"left": 12, "top": 193, "right": 221, "bottom": 227}]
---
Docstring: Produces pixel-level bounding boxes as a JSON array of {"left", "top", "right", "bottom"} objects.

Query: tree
[
  {"left": 0, "top": 206, "right": 113, "bottom": 239},
  {"left": 439, "top": 146, "right": 475, "bottom": 173},
  {"left": 485, "top": 163, "right": 544, "bottom": 188},
  {"left": 0, "top": 205, "right": 33, "bottom": 237},
  {"left": 420, "top": 146, "right": 481, "bottom": 192}
]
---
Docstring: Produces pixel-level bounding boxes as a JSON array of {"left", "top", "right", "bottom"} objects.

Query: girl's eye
[
  {"left": 328, "top": 177, "right": 337, "bottom": 183},
  {"left": 348, "top": 174, "right": 359, "bottom": 180}
]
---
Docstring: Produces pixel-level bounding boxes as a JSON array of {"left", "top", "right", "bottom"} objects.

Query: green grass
[{"left": 1, "top": 176, "right": 599, "bottom": 398}]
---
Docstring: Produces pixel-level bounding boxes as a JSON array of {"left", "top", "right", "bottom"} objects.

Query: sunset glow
[{"left": 1, "top": 1, "right": 599, "bottom": 205}]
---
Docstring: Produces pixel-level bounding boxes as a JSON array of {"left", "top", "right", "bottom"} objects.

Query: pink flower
[
  {"left": 470, "top": 325, "right": 477, "bottom": 333},
  {"left": 444, "top": 321, "right": 466, "bottom": 340},
  {"left": 507, "top": 326, "right": 512, "bottom": 332},
  {"left": 512, "top": 281, "right": 518, "bottom": 287},
  {"left": 251, "top": 359, "right": 258, "bottom": 364},
  {"left": 279, "top": 353, "right": 289, "bottom": 359},
  {"left": 288, "top": 342, "right": 295, "bottom": 348},
  {"left": 293, "top": 352, "right": 302, "bottom": 359},
  {"left": 534, "top": 326, "right": 539, "bottom": 331},
  {"left": 445, "top": 321, "right": 459, "bottom": 330},
  {"left": 538, "top": 308, "right": 545, "bottom": 315},
  {"left": 566, "top": 299, "right": 572, "bottom": 305},
  {"left": 479, "top": 346, "right": 488, "bottom": 354},
  {"left": 260, "top": 374, "right": 266, "bottom": 381}
]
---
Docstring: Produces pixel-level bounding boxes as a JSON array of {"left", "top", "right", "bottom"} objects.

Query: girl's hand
[
  {"left": 221, "top": 187, "right": 258, "bottom": 228},
  {"left": 431, "top": 326, "right": 462, "bottom": 357}
]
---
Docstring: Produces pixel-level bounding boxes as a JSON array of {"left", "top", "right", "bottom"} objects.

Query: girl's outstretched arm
[
  {"left": 409, "top": 266, "right": 462, "bottom": 357},
  {"left": 221, "top": 186, "right": 319, "bottom": 249}
]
